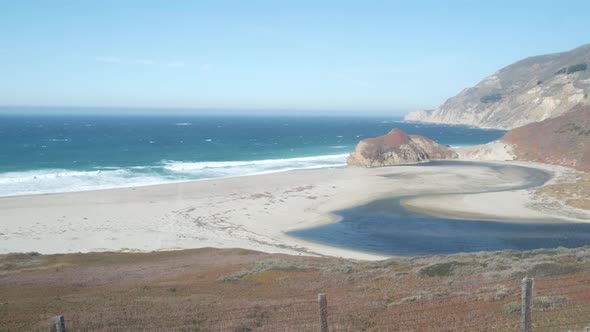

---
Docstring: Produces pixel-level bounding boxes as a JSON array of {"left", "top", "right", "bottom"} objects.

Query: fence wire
[{"left": 32, "top": 274, "right": 590, "bottom": 331}]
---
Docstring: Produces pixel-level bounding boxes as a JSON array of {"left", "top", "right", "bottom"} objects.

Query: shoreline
[
  {"left": 0, "top": 153, "right": 352, "bottom": 199},
  {"left": 0, "top": 163, "right": 349, "bottom": 200},
  {"left": 1, "top": 160, "right": 588, "bottom": 261}
]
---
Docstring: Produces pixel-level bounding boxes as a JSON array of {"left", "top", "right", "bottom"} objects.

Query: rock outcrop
[
  {"left": 500, "top": 107, "right": 590, "bottom": 172},
  {"left": 405, "top": 44, "right": 590, "bottom": 129},
  {"left": 347, "top": 128, "right": 458, "bottom": 167}
]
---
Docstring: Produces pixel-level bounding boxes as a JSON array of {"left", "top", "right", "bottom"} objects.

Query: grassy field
[
  {"left": 537, "top": 173, "right": 590, "bottom": 210},
  {"left": 2, "top": 247, "right": 590, "bottom": 331}
]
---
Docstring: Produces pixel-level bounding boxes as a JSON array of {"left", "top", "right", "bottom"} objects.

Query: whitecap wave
[
  {"left": 0, "top": 154, "right": 349, "bottom": 197},
  {"left": 0, "top": 169, "right": 170, "bottom": 197},
  {"left": 175, "top": 122, "right": 192, "bottom": 126},
  {"left": 448, "top": 144, "right": 478, "bottom": 148},
  {"left": 162, "top": 154, "right": 348, "bottom": 178}
]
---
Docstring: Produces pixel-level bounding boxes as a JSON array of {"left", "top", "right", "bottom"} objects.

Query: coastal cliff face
[
  {"left": 405, "top": 44, "right": 590, "bottom": 129},
  {"left": 347, "top": 128, "right": 457, "bottom": 167},
  {"left": 500, "top": 107, "right": 590, "bottom": 172}
]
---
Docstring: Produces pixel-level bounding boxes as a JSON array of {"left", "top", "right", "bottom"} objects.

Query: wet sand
[{"left": 0, "top": 161, "right": 587, "bottom": 260}]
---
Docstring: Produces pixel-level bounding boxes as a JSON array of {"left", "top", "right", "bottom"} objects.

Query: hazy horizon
[
  {"left": 1, "top": 1, "right": 589, "bottom": 112},
  {"left": 0, "top": 105, "right": 411, "bottom": 117}
]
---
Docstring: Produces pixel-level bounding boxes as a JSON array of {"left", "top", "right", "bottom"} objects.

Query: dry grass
[
  {"left": 2, "top": 247, "right": 590, "bottom": 331},
  {"left": 537, "top": 173, "right": 590, "bottom": 210}
]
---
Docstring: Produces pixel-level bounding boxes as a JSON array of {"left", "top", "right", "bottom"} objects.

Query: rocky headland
[
  {"left": 405, "top": 44, "right": 590, "bottom": 129},
  {"left": 346, "top": 128, "right": 457, "bottom": 167}
]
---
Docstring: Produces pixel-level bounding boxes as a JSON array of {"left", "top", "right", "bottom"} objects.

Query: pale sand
[
  {"left": 1, "top": 161, "right": 587, "bottom": 260},
  {"left": 453, "top": 141, "right": 515, "bottom": 161},
  {"left": 402, "top": 161, "right": 590, "bottom": 222}
]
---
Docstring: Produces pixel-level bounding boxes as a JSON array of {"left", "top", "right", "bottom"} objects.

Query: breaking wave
[
  {"left": 162, "top": 154, "right": 348, "bottom": 177},
  {"left": 0, "top": 154, "right": 348, "bottom": 197}
]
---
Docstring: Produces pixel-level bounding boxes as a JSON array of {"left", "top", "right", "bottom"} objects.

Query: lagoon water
[
  {"left": 0, "top": 110, "right": 505, "bottom": 197},
  {"left": 3, "top": 110, "right": 589, "bottom": 256},
  {"left": 289, "top": 162, "right": 590, "bottom": 256}
]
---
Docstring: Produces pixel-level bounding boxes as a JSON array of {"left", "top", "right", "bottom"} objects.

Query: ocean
[{"left": 0, "top": 111, "right": 505, "bottom": 197}]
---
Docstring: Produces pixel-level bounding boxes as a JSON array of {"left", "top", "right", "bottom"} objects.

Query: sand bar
[{"left": 1, "top": 161, "right": 588, "bottom": 260}]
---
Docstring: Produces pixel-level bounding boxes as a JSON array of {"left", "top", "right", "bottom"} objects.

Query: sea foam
[
  {"left": 0, "top": 169, "right": 169, "bottom": 197},
  {"left": 162, "top": 154, "right": 348, "bottom": 178},
  {"left": 0, "top": 154, "right": 348, "bottom": 197}
]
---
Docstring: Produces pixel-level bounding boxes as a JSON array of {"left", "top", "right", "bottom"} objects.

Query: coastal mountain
[
  {"left": 405, "top": 44, "right": 590, "bottom": 129},
  {"left": 500, "top": 107, "right": 590, "bottom": 172},
  {"left": 453, "top": 107, "right": 590, "bottom": 172},
  {"left": 347, "top": 128, "right": 457, "bottom": 167},
  {"left": 352, "top": 108, "right": 589, "bottom": 171}
]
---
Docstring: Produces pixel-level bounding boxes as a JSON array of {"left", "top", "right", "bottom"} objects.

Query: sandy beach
[{"left": 1, "top": 161, "right": 588, "bottom": 260}]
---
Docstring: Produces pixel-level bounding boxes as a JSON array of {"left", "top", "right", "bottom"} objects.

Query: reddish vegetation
[
  {"left": 3, "top": 248, "right": 590, "bottom": 331},
  {"left": 501, "top": 107, "right": 590, "bottom": 172},
  {"left": 364, "top": 128, "right": 411, "bottom": 147}
]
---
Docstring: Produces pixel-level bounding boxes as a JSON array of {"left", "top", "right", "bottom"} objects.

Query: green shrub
[
  {"left": 504, "top": 302, "right": 521, "bottom": 315},
  {"left": 527, "top": 262, "right": 581, "bottom": 277},
  {"left": 556, "top": 123, "right": 583, "bottom": 133},
  {"left": 480, "top": 93, "right": 502, "bottom": 103},
  {"left": 216, "top": 271, "right": 248, "bottom": 283},
  {"left": 567, "top": 63, "right": 587, "bottom": 74},
  {"left": 534, "top": 295, "right": 569, "bottom": 310},
  {"left": 477, "top": 285, "right": 510, "bottom": 301},
  {"left": 420, "top": 262, "right": 465, "bottom": 277},
  {"left": 398, "top": 295, "right": 421, "bottom": 303}
]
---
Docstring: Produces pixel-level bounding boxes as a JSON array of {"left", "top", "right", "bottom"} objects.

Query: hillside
[
  {"left": 500, "top": 107, "right": 590, "bottom": 172},
  {"left": 405, "top": 44, "right": 590, "bottom": 129}
]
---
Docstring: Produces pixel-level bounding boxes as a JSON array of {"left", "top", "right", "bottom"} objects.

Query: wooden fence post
[
  {"left": 318, "top": 293, "right": 328, "bottom": 332},
  {"left": 49, "top": 315, "right": 66, "bottom": 332},
  {"left": 521, "top": 278, "right": 534, "bottom": 332}
]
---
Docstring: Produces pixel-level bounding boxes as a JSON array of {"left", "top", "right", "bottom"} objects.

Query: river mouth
[{"left": 288, "top": 161, "right": 590, "bottom": 256}]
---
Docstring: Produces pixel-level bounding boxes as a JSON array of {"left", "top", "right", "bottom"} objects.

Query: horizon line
[{"left": 0, "top": 104, "right": 417, "bottom": 116}]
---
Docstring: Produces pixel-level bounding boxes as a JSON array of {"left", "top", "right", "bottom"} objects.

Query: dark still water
[{"left": 289, "top": 163, "right": 590, "bottom": 256}]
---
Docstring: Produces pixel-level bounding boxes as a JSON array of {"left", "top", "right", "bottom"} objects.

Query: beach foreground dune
[{"left": 1, "top": 161, "right": 588, "bottom": 260}]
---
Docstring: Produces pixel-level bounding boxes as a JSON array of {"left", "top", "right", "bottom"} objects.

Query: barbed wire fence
[{"left": 45, "top": 275, "right": 590, "bottom": 331}]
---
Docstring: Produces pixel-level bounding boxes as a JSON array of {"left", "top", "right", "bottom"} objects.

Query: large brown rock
[
  {"left": 500, "top": 107, "right": 590, "bottom": 172},
  {"left": 347, "top": 128, "right": 458, "bottom": 167}
]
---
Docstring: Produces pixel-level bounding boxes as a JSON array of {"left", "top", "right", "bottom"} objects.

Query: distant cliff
[
  {"left": 500, "top": 107, "right": 590, "bottom": 172},
  {"left": 351, "top": 109, "right": 589, "bottom": 171},
  {"left": 347, "top": 128, "right": 457, "bottom": 167},
  {"left": 405, "top": 44, "right": 590, "bottom": 129}
]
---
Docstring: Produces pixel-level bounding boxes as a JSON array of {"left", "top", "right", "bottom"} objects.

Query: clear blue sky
[{"left": 0, "top": 0, "right": 589, "bottom": 114}]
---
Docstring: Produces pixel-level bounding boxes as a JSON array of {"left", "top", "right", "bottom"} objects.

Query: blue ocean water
[{"left": 0, "top": 111, "right": 505, "bottom": 197}]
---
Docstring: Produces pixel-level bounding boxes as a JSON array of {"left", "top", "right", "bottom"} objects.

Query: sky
[{"left": 0, "top": 0, "right": 589, "bottom": 115}]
